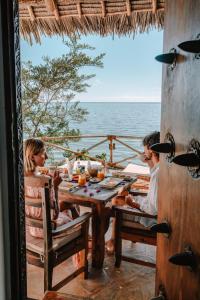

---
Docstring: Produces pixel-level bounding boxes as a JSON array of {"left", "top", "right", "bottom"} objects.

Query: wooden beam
[
  {"left": 152, "top": 0, "right": 157, "bottom": 14},
  {"left": 20, "top": 8, "right": 165, "bottom": 20},
  {"left": 77, "top": 2, "right": 82, "bottom": 18},
  {"left": 100, "top": 1, "right": 106, "bottom": 18},
  {"left": 44, "top": 0, "right": 60, "bottom": 20},
  {"left": 27, "top": 5, "right": 35, "bottom": 21},
  {"left": 126, "top": 0, "right": 131, "bottom": 16}
]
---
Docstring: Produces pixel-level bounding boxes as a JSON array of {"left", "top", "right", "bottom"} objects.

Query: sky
[{"left": 20, "top": 29, "right": 163, "bottom": 102}]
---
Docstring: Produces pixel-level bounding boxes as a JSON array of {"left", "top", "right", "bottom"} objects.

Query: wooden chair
[
  {"left": 25, "top": 176, "right": 91, "bottom": 292},
  {"left": 114, "top": 206, "right": 157, "bottom": 268}
]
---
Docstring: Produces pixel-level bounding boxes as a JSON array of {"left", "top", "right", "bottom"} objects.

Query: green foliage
[
  {"left": 22, "top": 36, "right": 105, "bottom": 142},
  {"left": 77, "top": 148, "right": 89, "bottom": 160},
  {"left": 63, "top": 148, "right": 107, "bottom": 162},
  {"left": 95, "top": 152, "right": 107, "bottom": 161},
  {"left": 63, "top": 148, "right": 89, "bottom": 160}
]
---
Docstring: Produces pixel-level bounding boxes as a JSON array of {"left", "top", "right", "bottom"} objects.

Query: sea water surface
[{"left": 52, "top": 102, "right": 161, "bottom": 165}]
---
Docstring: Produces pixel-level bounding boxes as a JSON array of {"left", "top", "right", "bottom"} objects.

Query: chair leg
[
  {"left": 83, "top": 220, "right": 89, "bottom": 279},
  {"left": 44, "top": 259, "right": 53, "bottom": 292},
  {"left": 84, "top": 257, "right": 89, "bottom": 279},
  {"left": 115, "top": 236, "right": 122, "bottom": 268},
  {"left": 70, "top": 206, "right": 80, "bottom": 219},
  {"left": 115, "top": 211, "right": 122, "bottom": 268}
]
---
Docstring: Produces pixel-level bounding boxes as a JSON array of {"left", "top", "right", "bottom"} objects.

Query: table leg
[{"left": 91, "top": 203, "right": 111, "bottom": 269}]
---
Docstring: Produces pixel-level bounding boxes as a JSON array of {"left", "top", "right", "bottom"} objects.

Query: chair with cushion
[
  {"left": 25, "top": 176, "right": 91, "bottom": 292},
  {"left": 114, "top": 206, "right": 157, "bottom": 268}
]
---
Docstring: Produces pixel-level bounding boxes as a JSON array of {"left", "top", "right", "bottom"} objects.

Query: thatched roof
[{"left": 19, "top": 0, "right": 165, "bottom": 44}]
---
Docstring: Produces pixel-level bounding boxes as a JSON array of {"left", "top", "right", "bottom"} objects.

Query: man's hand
[
  {"left": 117, "top": 186, "right": 129, "bottom": 197},
  {"left": 125, "top": 195, "right": 140, "bottom": 209},
  {"left": 138, "top": 152, "right": 149, "bottom": 163}
]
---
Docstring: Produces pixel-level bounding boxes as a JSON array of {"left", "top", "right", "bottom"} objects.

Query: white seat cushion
[
  {"left": 26, "top": 226, "right": 81, "bottom": 255},
  {"left": 122, "top": 212, "right": 151, "bottom": 230},
  {"left": 122, "top": 220, "right": 151, "bottom": 230}
]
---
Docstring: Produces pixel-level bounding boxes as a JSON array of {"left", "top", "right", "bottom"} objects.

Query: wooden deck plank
[{"left": 28, "top": 241, "right": 156, "bottom": 300}]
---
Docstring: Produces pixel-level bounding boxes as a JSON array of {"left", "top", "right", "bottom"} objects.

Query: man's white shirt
[{"left": 134, "top": 163, "right": 159, "bottom": 227}]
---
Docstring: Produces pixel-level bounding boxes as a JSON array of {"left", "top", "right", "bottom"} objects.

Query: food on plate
[
  {"left": 98, "top": 177, "right": 123, "bottom": 189},
  {"left": 131, "top": 178, "right": 149, "bottom": 190}
]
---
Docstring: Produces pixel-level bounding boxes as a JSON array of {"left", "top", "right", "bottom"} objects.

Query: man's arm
[{"left": 125, "top": 194, "right": 144, "bottom": 210}]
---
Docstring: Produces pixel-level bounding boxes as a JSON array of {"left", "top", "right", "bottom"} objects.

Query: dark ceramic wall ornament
[
  {"left": 155, "top": 48, "right": 178, "bottom": 70},
  {"left": 150, "top": 132, "right": 175, "bottom": 163},
  {"left": 151, "top": 220, "right": 171, "bottom": 238},
  {"left": 172, "top": 139, "right": 200, "bottom": 179},
  {"left": 169, "top": 246, "right": 197, "bottom": 272},
  {"left": 178, "top": 33, "right": 200, "bottom": 59}
]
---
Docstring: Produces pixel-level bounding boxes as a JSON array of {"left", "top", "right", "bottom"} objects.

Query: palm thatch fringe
[{"left": 20, "top": 10, "right": 164, "bottom": 44}]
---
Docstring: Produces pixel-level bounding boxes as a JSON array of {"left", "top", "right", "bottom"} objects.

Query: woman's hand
[
  {"left": 125, "top": 195, "right": 140, "bottom": 209},
  {"left": 53, "top": 170, "right": 62, "bottom": 190}
]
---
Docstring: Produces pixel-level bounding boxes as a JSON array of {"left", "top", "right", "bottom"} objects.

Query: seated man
[{"left": 106, "top": 131, "right": 160, "bottom": 254}]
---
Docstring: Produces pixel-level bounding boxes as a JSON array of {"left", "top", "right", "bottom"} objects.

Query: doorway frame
[{"left": 0, "top": 0, "right": 26, "bottom": 299}]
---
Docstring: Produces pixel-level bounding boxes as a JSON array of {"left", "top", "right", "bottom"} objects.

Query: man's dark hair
[{"left": 143, "top": 131, "right": 160, "bottom": 157}]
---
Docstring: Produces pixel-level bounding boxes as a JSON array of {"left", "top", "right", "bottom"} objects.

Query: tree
[{"left": 22, "top": 37, "right": 105, "bottom": 140}]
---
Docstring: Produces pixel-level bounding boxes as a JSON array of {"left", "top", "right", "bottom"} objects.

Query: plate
[
  {"left": 72, "top": 175, "right": 79, "bottom": 181},
  {"left": 98, "top": 177, "right": 123, "bottom": 189},
  {"left": 130, "top": 188, "right": 148, "bottom": 194},
  {"left": 89, "top": 178, "right": 101, "bottom": 184}
]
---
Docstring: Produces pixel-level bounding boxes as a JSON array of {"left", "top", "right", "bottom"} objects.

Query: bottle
[
  {"left": 78, "top": 166, "right": 86, "bottom": 186},
  {"left": 76, "top": 159, "right": 81, "bottom": 174},
  {"left": 81, "top": 166, "right": 86, "bottom": 173},
  {"left": 87, "top": 160, "right": 91, "bottom": 172},
  {"left": 103, "top": 160, "right": 108, "bottom": 177},
  {"left": 66, "top": 159, "right": 73, "bottom": 181}
]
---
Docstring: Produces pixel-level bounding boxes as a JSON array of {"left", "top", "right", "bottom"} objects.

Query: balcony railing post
[{"left": 108, "top": 135, "right": 116, "bottom": 164}]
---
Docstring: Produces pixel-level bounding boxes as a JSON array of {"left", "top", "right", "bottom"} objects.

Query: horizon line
[{"left": 73, "top": 100, "right": 161, "bottom": 103}]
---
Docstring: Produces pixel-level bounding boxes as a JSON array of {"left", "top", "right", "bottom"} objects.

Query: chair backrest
[
  {"left": 24, "top": 176, "right": 53, "bottom": 250},
  {"left": 114, "top": 206, "right": 157, "bottom": 268}
]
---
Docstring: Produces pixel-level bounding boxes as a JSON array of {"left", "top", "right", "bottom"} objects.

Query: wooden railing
[{"left": 40, "top": 135, "right": 143, "bottom": 169}]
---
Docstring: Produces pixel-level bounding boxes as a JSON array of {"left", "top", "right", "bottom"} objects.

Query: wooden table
[{"left": 58, "top": 177, "right": 136, "bottom": 269}]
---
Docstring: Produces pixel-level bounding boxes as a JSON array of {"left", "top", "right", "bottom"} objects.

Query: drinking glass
[
  {"left": 97, "top": 168, "right": 105, "bottom": 181},
  {"left": 78, "top": 173, "right": 86, "bottom": 186},
  {"left": 48, "top": 166, "right": 57, "bottom": 176},
  {"left": 59, "top": 168, "right": 68, "bottom": 179}
]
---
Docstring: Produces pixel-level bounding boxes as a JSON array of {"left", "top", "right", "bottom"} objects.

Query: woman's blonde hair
[{"left": 24, "top": 138, "right": 45, "bottom": 174}]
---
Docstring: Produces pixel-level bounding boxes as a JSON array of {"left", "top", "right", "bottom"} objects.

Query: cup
[
  {"left": 66, "top": 159, "right": 73, "bottom": 179},
  {"left": 78, "top": 173, "right": 87, "bottom": 186},
  {"left": 48, "top": 166, "right": 57, "bottom": 176},
  {"left": 88, "top": 165, "right": 99, "bottom": 177},
  {"left": 97, "top": 168, "right": 105, "bottom": 181},
  {"left": 59, "top": 168, "right": 68, "bottom": 179}
]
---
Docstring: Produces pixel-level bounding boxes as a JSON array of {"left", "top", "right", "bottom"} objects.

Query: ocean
[{"left": 51, "top": 102, "right": 161, "bottom": 166}]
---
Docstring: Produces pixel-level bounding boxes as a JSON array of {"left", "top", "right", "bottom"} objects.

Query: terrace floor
[{"left": 27, "top": 240, "right": 156, "bottom": 300}]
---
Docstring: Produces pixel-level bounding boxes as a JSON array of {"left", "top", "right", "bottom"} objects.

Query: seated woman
[
  {"left": 24, "top": 138, "right": 74, "bottom": 238},
  {"left": 24, "top": 138, "right": 83, "bottom": 266}
]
